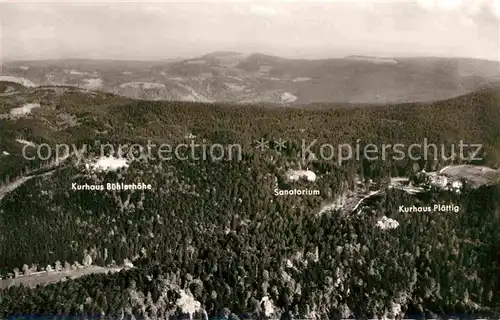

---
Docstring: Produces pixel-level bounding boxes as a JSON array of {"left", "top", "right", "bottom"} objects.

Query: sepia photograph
[{"left": 0, "top": 0, "right": 500, "bottom": 319}]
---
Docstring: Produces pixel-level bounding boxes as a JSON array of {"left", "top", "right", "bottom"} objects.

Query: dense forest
[{"left": 0, "top": 86, "right": 500, "bottom": 318}]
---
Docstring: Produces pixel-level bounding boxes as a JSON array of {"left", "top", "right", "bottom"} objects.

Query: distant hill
[{"left": 1, "top": 52, "right": 500, "bottom": 104}]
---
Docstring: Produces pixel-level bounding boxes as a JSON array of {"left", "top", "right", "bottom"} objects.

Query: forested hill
[
  {"left": 1, "top": 85, "right": 499, "bottom": 178},
  {"left": 0, "top": 86, "right": 500, "bottom": 319}
]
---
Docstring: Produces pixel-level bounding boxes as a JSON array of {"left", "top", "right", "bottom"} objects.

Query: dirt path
[
  {"left": 0, "top": 176, "right": 32, "bottom": 201},
  {"left": 0, "top": 266, "right": 126, "bottom": 289},
  {"left": 0, "top": 168, "right": 58, "bottom": 202}
]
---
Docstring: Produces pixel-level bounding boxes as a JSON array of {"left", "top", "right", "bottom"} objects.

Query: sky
[{"left": 0, "top": 0, "right": 499, "bottom": 61}]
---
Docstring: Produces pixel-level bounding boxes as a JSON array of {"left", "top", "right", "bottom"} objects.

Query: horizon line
[{"left": 2, "top": 52, "right": 499, "bottom": 63}]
